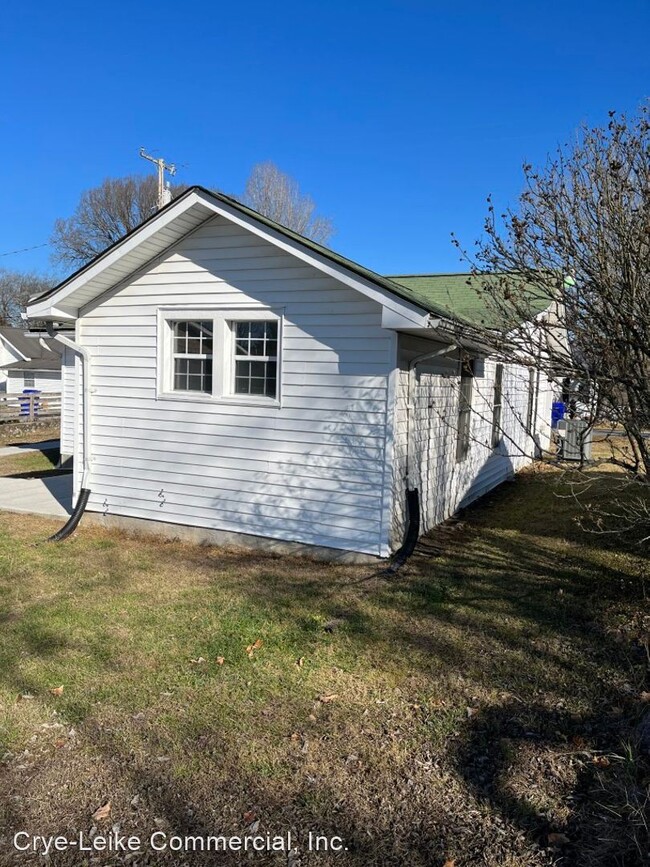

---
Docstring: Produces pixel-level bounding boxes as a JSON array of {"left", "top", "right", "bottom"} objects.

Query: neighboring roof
[
  {"left": 2, "top": 357, "right": 61, "bottom": 372},
  {"left": 0, "top": 326, "right": 37, "bottom": 360},
  {"left": 0, "top": 327, "right": 62, "bottom": 364},
  {"left": 388, "top": 273, "right": 550, "bottom": 328}
]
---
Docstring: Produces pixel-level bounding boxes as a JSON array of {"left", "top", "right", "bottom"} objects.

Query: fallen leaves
[
  {"left": 216, "top": 656, "right": 225, "bottom": 665},
  {"left": 318, "top": 693, "right": 338, "bottom": 704},
  {"left": 548, "top": 832, "right": 570, "bottom": 846},
  {"left": 91, "top": 800, "right": 112, "bottom": 822},
  {"left": 246, "top": 639, "right": 263, "bottom": 658},
  {"left": 640, "top": 691, "right": 650, "bottom": 703},
  {"left": 49, "top": 686, "right": 64, "bottom": 697},
  {"left": 592, "top": 755, "right": 611, "bottom": 767},
  {"left": 296, "top": 656, "right": 305, "bottom": 668},
  {"left": 190, "top": 657, "right": 206, "bottom": 665}
]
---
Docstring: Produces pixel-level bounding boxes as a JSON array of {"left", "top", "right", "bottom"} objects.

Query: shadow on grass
[{"left": 0, "top": 471, "right": 648, "bottom": 865}]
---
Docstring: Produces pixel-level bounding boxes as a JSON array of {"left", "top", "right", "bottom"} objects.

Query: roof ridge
[{"left": 388, "top": 272, "right": 474, "bottom": 278}]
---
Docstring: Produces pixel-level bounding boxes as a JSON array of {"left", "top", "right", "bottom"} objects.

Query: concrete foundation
[{"left": 84, "top": 511, "right": 385, "bottom": 565}]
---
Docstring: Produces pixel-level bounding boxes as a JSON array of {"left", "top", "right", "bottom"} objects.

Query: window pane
[
  {"left": 234, "top": 358, "right": 276, "bottom": 397},
  {"left": 249, "top": 339, "right": 265, "bottom": 356},
  {"left": 265, "top": 322, "right": 278, "bottom": 340},
  {"left": 173, "top": 357, "right": 212, "bottom": 393},
  {"left": 249, "top": 321, "right": 265, "bottom": 339}
]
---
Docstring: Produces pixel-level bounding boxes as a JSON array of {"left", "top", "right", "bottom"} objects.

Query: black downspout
[
  {"left": 48, "top": 488, "right": 91, "bottom": 542},
  {"left": 387, "top": 488, "right": 420, "bottom": 572}
]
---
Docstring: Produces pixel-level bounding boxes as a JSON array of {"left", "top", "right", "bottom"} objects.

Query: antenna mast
[{"left": 139, "top": 148, "right": 177, "bottom": 210}]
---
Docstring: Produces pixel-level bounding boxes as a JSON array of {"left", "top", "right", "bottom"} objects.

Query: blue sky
[{"left": 0, "top": 0, "right": 648, "bottom": 280}]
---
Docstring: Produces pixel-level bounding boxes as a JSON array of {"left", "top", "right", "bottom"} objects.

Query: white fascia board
[
  {"left": 25, "top": 302, "right": 78, "bottom": 322},
  {"left": 381, "top": 307, "right": 432, "bottom": 330},
  {"left": 196, "top": 193, "right": 430, "bottom": 327},
  {"left": 25, "top": 192, "right": 212, "bottom": 320}
]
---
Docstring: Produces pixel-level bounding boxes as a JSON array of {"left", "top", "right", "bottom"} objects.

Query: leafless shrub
[{"left": 454, "top": 105, "right": 650, "bottom": 543}]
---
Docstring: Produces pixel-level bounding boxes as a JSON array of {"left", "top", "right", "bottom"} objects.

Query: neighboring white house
[
  {"left": 0, "top": 327, "right": 62, "bottom": 394},
  {"left": 27, "top": 187, "right": 556, "bottom": 561}
]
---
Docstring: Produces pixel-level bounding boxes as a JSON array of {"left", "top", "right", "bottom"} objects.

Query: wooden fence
[{"left": 0, "top": 393, "right": 62, "bottom": 422}]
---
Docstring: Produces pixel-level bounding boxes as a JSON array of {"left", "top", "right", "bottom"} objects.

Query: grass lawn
[
  {"left": 0, "top": 448, "right": 60, "bottom": 478},
  {"left": 0, "top": 464, "right": 648, "bottom": 866}
]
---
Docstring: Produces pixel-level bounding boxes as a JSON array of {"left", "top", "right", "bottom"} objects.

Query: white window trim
[{"left": 156, "top": 305, "right": 284, "bottom": 407}]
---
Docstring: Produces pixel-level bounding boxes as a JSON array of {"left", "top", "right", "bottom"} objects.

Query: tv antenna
[{"left": 139, "top": 148, "right": 177, "bottom": 210}]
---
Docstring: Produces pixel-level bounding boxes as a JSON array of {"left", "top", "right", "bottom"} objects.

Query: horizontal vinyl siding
[
  {"left": 60, "top": 347, "right": 76, "bottom": 456},
  {"left": 78, "top": 215, "right": 393, "bottom": 556}
]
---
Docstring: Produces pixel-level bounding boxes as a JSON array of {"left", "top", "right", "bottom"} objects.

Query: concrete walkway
[
  {"left": 0, "top": 438, "right": 60, "bottom": 457},
  {"left": 0, "top": 474, "right": 72, "bottom": 518}
]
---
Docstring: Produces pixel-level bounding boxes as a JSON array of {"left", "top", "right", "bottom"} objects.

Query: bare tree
[
  {"left": 0, "top": 270, "right": 53, "bottom": 326},
  {"left": 242, "top": 162, "right": 334, "bottom": 244},
  {"left": 51, "top": 175, "right": 188, "bottom": 268},
  {"left": 454, "top": 106, "right": 650, "bottom": 542}
]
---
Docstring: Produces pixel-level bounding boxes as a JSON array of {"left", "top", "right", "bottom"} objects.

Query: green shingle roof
[{"left": 387, "top": 273, "right": 549, "bottom": 327}]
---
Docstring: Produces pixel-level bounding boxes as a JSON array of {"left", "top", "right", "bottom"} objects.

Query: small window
[
  {"left": 491, "top": 363, "right": 504, "bottom": 448},
  {"left": 456, "top": 359, "right": 474, "bottom": 462},
  {"left": 232, "top": 320, "right": 278, "bottom": 398},
  {"left": 172, "top": 321, "right": 213, "bottom": 393},
  {"left": 23, "top": 373, "right": 35, "bottom": 388}
]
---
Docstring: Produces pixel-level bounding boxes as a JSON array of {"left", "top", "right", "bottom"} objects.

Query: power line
[{"left": 0, "top": 242, "right": 49, "bottom": 259}]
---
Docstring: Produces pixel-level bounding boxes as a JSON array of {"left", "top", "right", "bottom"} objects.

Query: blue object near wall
[{"left": 551, "top": 401, "right": 565, "bottom": 429}]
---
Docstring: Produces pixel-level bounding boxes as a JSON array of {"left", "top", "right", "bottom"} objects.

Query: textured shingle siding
[
  {"left": 391, "top": 334, "right": 555, "bottom": 547},
  {"left": 72, "top": 215, "right": 395, "bottom": 557}
]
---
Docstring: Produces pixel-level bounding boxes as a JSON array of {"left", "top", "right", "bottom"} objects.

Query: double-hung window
[
  {"left": 159, "top": 309, "right": 282, "bottom": 404},
  {"left": 233, "top": 321, "right": 278, "bottom": 397},
  {"left": 172, "top": 321, "right": 213, "bottom": 393}
]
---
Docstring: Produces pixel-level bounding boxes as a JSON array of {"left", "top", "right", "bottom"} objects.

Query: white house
[
  {"left": 27, "top": 187, "right": 555, "bottom": 561},
  {"left": 0, "top": 327, "right": 62, "bottom": 394}
]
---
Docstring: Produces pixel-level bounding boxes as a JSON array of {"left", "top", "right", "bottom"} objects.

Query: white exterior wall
[
  {"left": 60, "top": 347, "right": 77, "bottom": 458},
  {"left": 74, "top": 215, "right": 396, "bottom": 557},
  {"left": 6, "top": 370, "right": 62, "bottom": 394},
  {"left": 391, "top": 334, "right": 555, "bottom": 547}
]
